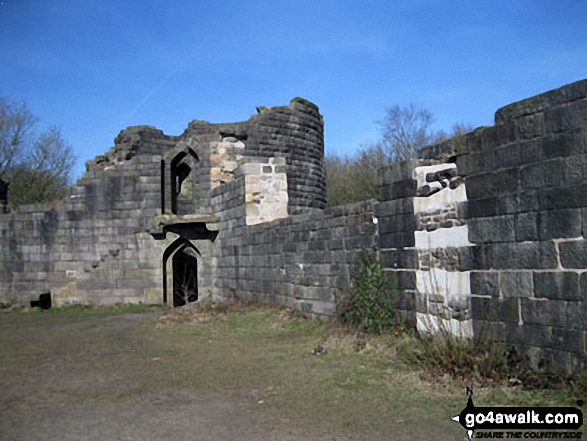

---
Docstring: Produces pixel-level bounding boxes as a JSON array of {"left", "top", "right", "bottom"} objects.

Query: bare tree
[
  {"left": 0, "top": 96, "right": 75, "bottom": 208},
  {"left": 0, "top": 97, "right": 36, "bottom": 178},
  {"left": 325, "top": 104, "right": 475, "bottom": 206},
  {"left": 378, "top": 104, "right": 436, "bottom": 162},
  {"left": 378, "top": 104, "right": 474, "bottom": 162}
]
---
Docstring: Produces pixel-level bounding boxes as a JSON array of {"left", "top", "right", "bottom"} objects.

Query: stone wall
[
  {"left": 1, "top": 82, "right": 586, "bottom": 374},
  {"left": 212, "top": 169, "right": 378, "bottom": 314},
  {"left": 0, "top": 152, "right": 167, "bottom": 306},
  {"left": 379, "top": 80, "right": 587, "bottom": 373},
  {"left": 0, "top": 98, "right": 327, "bottom": 309}
]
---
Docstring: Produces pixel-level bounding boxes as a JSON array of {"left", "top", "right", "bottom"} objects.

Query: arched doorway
[
  {"left": 162, "top": 237, "right": 200, "bottom": 306},
  {"left": 170, "top": 148, "right": 199, "bottom": 215}
]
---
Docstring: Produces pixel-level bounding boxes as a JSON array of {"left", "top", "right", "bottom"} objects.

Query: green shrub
[{"left": 336, "top": 251, "right": 396, "bottom": 334}]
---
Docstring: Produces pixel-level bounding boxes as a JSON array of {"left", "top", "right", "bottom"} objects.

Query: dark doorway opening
[
  {"left": 172, "top": 249, "right": 198, "bottom": 307},
  {"left": 163, "top": 237, "right": 200, "bottom": 307}
]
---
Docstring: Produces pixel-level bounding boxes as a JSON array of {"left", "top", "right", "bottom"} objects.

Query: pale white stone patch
[
  {"left": 243, "top": 158, "right": 289, "bottom": 225},
  {"left": 414, "top": 225, "right": 473, "bottom": 249},
  {"left": 416, "top": 312, "right": 473, "bottom": 338}
]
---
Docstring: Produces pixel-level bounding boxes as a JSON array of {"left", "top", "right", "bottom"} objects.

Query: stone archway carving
[{"left": 162, "top": 237, "right": 201, "bottom": 306}]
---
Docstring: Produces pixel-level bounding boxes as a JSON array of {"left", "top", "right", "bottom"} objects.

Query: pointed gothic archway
[
  {"left": 170, "top": 147, "right": 199, "bottom": 215},
  {"left": 162, "top": 237, "right": 200, "bottom": 306}
]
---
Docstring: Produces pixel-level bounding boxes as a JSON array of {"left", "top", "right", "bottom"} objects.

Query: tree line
[
  {"left": 0, "top": 96, "right": 75, "bottom": 210},
  {"left": 325, "top": 104, "right": 472, "bottom": 206}
]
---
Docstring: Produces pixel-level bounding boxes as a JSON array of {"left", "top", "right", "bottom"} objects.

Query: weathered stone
[
  {"left": 500, "top": 271, "right": 533, "bottom": 298},
  {"left": 534, "top": 272, "right": 580, "bottom": 301},
  {"left": 559, "top": 239, "right": 587, "bottom": 269}
]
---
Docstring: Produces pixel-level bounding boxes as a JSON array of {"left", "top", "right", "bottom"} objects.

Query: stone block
[
  {"left": 380, "top": 180, "right": 417, "bottom": 200},
  {"left": 499, "top": 271, "right": 533, "bottom": 298},
  {"left": 378, "top": 213, "right": 416, "bottom": 234},
  {"left": 465, "top": 168, "right": 519, "bottom": 199},
  {"left": 473, "top": 320, "right": 507, "bottom": 343},
  {"left": 563, "top": 153, "right": 587, "bottom": 186},
  {"left": 516, "top": 113, "right": 544, "bottom": 140},
  {"left": 493, "top": 121, "right": 517, "bottom": 146},
  {"left": 468, "top": 215, "right": 515, "bottom": 244},
  {"left": 539, "top": 184, "right": 587, "bottom": 210},
  {"left": 464, "top": 196, "right": 518, "bottom": 219},
  {"left": 470, "top": 245, "right": 492, "bottom": 270},
  {"left": 518, "top": 139, "right": 541, "bottom": 165},
  {"left": 451, "top": 247, "right": 470, "bottom": 271},
  {"left": 520, "top": 324, "right": 552, "bottom": 349},
  {"left": 470, "top": 271, "right": 499, "bottom": 296},
  {"left": 379, "top": 232, "right": 415, "bottom": 248},
  {"left": 534, "top": 271, "right": 580, "bottom": 301},
  {"left": 520, "top": 159, "right": 565, "bottom": 190},
  {"left": 544, "top": 100, "right": 587, "bottom": 133},
  {"left": 515, "top": 212, "right": 538, "bottom": 241},
  {"left": 375, "top": 199, "right": 414, "bottom": 217},
  {"left": 551, "top": 328, "right": 585, "bottom": 353},
  {"left": 77, "top": 278, "right": 117, "bottom": 290},
  {"left": 381, "top": 249, "right": 418, "bottom": 270},
  {"left": 493, "top": 144, "right": 521, "bottom": 169},
  {"left": 471, "top": 296, "right": 518, "bottom": 323},
  {"left": 559, "top": 239, "right": 587, "bottom": 269},
  {"left": 566, "top": 301, "right": 587, "bottom": 330},
  {"left": 384, "top": 270, "right": 416, "bottom": 291},
  {"left": 489, "top": 241, "right": 557, "bottom": 270},
  {"left": 379, "top": 160, "right": 419, "bottom": 185},
  {"left": 521, "top": 298, "right": 566, "bottom": 327},
  {"left": 456, "top": 152, "right": 493, "bottom": 177}
]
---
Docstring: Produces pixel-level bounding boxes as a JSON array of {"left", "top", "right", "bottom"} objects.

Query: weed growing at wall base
[{"left": 336, "top": 251, "right": 397, "bottom": 334}]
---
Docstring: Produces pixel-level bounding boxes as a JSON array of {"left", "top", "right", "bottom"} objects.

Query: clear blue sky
[{"left": 1, "top": 0, "right": 585, "bottom": 179}]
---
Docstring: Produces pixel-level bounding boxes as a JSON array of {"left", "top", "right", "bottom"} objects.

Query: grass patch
[
  {"left": 0, "top": 300, "right": 583, "bottom": 440},
  {"left": 4, "top": 303, "right": 163, "bottom": 315}
]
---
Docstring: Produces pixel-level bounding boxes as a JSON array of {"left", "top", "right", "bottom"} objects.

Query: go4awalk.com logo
[{"left": 452, "top": 388, "right": 583, "bottom": 440}]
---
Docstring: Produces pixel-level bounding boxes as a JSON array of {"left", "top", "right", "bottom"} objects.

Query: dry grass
[{"left": 0, "top": 301, "right": 581, "bottom": 441}]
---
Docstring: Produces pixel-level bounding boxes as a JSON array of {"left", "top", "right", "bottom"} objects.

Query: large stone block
[
  {"left": 520, "top": 159, "right": 565, "bottom": 190},
  {"left": 456, "top": 151, "right": 493, "bottom": 177},
  {"left": 493, "top": 144, "right": 521, "bottom": 169},
  {"left": 379, "top": 180, "right": 417, "bottom": 201},
  {"left": 539, "top": 184, "right": 587, "bottom": 210},
  {"left": 566, "top": 301, "right": 587, "bottom": 330},
  {"left": 544, "top": 99, "right": 587, "bottom": 134},
  {"left": 534, "top": 271, "right": 580, "bottom": 301},
  {"left": 563, "top": 153, "right": 587, "bottom": 186},
  {"left": 551, "top": 328, "right": 585, "bottom": 353},
  {"left": 500, "top": 271, "right": 533, "bottom": 298},
  {"left": 519, "top": 324, "right": 552, "bottom": 349},
  {"left": 517, "top": 209, "right": 581, "bottom": 241},
  {"left": 559, "top": 239, "right": 587, "bottom": 269},
  {"left": 490, "top": 241, "right": 557, "bottom": 270},
  {"left": 471, "top": 296, "right": 519, "bottom": 323},
  {"left": 521, "top": 298, "right": 567, "bottom": 328},
  {"left": 464, "top": 196, "right": 518, "bottom": 219},
  {"left": 381, "top": 249, "right": 418, "bottom": 270},
  {"left": 468, "top": 215, "right": 515, "bottom": 243},
  {"left": 516, "top": 113, "right": 544, "bottom": 140},
  {"left": 515, "top": 212, "right": 538, "bottom": 242},
  {"left": 465, "top": 168, "right": 519, "bottom": 199},
  {"left": 379, "top": 232, "right": 415, "bottom": 248},
  {"left": 470, "top": 271, "right": 499, "bottom": 296}
]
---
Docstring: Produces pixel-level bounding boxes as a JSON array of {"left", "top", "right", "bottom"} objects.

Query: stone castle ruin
[{"left": 1, "top": 81, "right": 586, "bottom": 374}]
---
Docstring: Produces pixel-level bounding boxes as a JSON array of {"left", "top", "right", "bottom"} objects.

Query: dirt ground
[{"left": 0, "top": 307, "right": 480, "bottom": 440}]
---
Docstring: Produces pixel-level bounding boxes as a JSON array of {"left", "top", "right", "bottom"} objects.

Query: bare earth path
[{"left": 0, "top": 308, "right": 467, "bottom": 440}]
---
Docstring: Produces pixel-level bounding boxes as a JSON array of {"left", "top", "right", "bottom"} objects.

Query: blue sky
[{"left": 1, "top": 0, "right": 586, "bottom": 179}]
